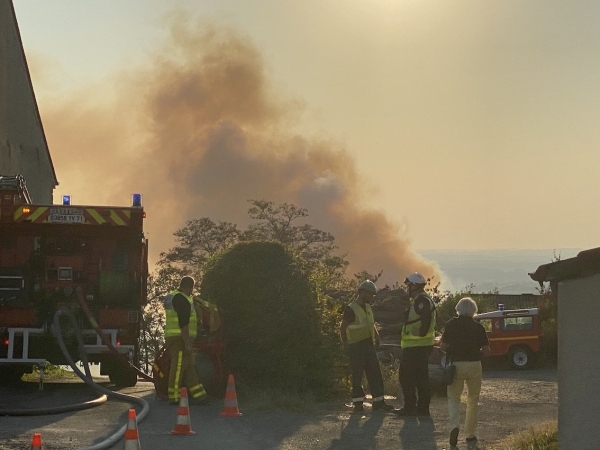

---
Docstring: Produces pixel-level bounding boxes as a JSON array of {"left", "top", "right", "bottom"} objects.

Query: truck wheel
[
  {"left": 195, "top": 352, "right": 226, "bottom": 398},
  {"left": 0, "top": 367, "right": 25, "bottom": 384},
  {"left": 109, "top": 368, "right": 138, "bottom": 387},
  {"left": 509, "top": 346, "right": 532, "bottom": 369}
]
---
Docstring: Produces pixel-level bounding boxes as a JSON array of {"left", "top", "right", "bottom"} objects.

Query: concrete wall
[
  {"left": 558, "top": 273, "right": 600, "bottom": 449},
  {"left": 0, "top": 0, "right": 57, "bottom": 203}
]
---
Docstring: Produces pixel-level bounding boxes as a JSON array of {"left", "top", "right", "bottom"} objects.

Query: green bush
[{"left": 201, "top": 241, "right": 334, "bottom": 394}]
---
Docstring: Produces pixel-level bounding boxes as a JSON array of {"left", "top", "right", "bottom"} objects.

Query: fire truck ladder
[{"left": 0, "top": 327, "right": 46, "bottom": 389}]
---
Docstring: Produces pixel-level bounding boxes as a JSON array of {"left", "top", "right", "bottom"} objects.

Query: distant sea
[{"left": 419, "top": 248, "right": 584, "bottom": 294}]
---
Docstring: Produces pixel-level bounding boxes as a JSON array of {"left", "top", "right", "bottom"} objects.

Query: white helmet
[{"left": 405, "top": 272, "right": 427, "bottom": 285}]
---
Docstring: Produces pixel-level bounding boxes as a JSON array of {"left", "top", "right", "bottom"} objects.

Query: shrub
[
  {"left": 489, "top": 422, "right": 557, "bottom": 450},
  {"left": 201, "top": 241, "right": 334, "bottom": 394}
]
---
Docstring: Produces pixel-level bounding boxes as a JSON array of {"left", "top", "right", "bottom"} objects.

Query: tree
[
  {"left": 145, "top": 200, "right": 352, "bottom": 378},
  {"left": 138, "top": 274, "right": 167, "bottom": 372},
  {"left": 156, "top": 217, "right": 241, "bottom": 283}
]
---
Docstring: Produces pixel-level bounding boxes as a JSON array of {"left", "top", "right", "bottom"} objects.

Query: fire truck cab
[
  {"left": 474, "top": 307, "right": 541, "bottom": 369},
  {"left": 0, "top": 175, "right": 148, "bottom": 386}
]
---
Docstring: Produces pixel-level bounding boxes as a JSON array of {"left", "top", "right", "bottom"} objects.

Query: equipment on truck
[{"left": 0, "top": 174, "right": 149, "bottom": 386}]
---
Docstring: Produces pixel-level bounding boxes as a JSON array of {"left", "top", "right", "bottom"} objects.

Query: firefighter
[
  {"left": 339, "top": 280, "right": 394, "bottom": 413},
  {"left": 164, "top": 276, "right": 209, "bottom": 405},
  {"left": 395, "top": 272, "right": 436, "bottom": 417}
]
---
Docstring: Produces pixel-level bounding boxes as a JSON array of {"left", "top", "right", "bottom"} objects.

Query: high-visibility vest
[
  {"left": 194, "top": 298, "right": 221, "bottom": 333},
  {"left": 164, "top": 290, "right": 198, "bottom": 339},
  {"left": 346, "top": 301, "right": 375, "bottom": 344},
  {"left": 401, "top": 292, "right": 436, "bottom": 348}
]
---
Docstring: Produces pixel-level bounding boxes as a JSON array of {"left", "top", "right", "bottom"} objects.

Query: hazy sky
[{"left": 11, "top": 1, "right": 600, "bottom": 265}]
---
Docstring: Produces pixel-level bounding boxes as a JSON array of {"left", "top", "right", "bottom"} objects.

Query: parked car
[
  {"left": 434, "top": 307, "right": 542, "bottom": 369},
  {"left": 474, "top": 308, "right": 541, "bottom": 369}
]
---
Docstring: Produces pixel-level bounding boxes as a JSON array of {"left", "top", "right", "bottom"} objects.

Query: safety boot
[
  {"left": 352, "top": 402, "right": 364, "bottom": 413},
  {"left": 190, "top": 394, "right": 210, "bottom": 405},
  {"left": 393, "top": 407, "right": 416, "bottom": 416},
  {"left": 372, "top": 401, "right": 394, "bottom": 412}
]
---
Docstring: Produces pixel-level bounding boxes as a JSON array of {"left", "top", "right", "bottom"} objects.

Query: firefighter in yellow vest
[
  {"left": 164, "top": 276, "right": 209, "bottom": 405},
  {"left": 395, "top": 272, "right": 436, "bottom": 417},
  {"left": 339, "top": 280, "right": 394, "bottom": 413}
]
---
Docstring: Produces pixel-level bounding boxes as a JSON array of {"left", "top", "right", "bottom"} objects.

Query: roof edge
[{"left": 529, "top": 247, "right": 600, "bottom": 284}]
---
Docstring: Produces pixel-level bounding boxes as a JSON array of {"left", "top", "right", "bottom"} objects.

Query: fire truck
[{"left": 0, "top": 175, "right": 148, "bottom": 386}]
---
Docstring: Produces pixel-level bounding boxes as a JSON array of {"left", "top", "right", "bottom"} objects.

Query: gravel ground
[{"left": 0, "top": 368, "right": 557, "bottom": 450}]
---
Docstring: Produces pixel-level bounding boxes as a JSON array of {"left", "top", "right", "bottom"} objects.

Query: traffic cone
[
  {"left": 171, "top": 387, "right": 196, "bottom": 435},
  {"left": 30, "top": 433, "right": 42, "bottom": 449},
  {"left": 124, "top": 408, "right": 141, "bottom": 449},
  {"left": 220, "top": 374, "right": 242, "bottom": 417}
]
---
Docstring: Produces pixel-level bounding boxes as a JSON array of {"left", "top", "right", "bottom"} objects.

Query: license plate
[
  {"left": 49, "top": 214, "right": 84, "bottom": 223},
  {"left": 49, "top": 208, "right": 84, "bottom": 223}
]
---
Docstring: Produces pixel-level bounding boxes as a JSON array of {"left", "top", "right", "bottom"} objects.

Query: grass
[
  {"left": 489, "top": 422, "right": 558, "bottom": 450},
  {"left": 380, "top": 361, "right": 401, "bottom": 398},
  {"left": 22, "top": 364, "right": 77, "bottom": 382}
]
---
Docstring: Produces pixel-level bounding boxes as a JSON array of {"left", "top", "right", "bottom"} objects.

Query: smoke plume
[{"left": 40, "top": 17, "right": 439, "bottom": 286}]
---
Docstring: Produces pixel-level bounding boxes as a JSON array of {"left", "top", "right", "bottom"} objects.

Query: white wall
[{"left": 558, "top": 273, "right": 600, "bottom": 449}]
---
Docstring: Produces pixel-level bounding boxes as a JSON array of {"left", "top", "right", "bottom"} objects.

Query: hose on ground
[
  {"left": 53, "top": 307, "right": 150, "bottom": 450},
  {"left": 0, "top": 393, "right": 107, "bottom": 416},
  {"left": 0, "top": 307, "right": 102, "bottom": 416}
]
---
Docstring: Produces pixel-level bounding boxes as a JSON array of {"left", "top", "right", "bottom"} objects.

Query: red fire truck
[{"left": 0, "top": 175, "right": 148, "bottom": 386}]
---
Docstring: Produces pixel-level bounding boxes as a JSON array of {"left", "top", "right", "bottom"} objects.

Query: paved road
[{"left": 0, "top": 368, "right": 557, "bottom": 450}]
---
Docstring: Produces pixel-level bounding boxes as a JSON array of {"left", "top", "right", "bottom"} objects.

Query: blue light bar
[
  {"left": 62, "top": 195, "right": 71, "bottom": 206},
  {"left": 132, "top": 193, "right": 142, "bottom": 207}
]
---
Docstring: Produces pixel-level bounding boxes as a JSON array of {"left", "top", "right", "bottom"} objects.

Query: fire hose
[
  {"left": 0, "top": 306, "right": 151, "bottom": 450},
  {"left": 53, "top": 306, "right": 150, "bottom": 450},
  {"left": 75, "top": 288, "right": 154, "bottom": 383}
]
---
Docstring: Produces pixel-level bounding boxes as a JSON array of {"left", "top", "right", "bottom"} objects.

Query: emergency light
[
  {"left": 62, "top": 195, "right": 71, "bottom": 206},
  {"left": 132, "top": 193, "right": 142, "bottom": 207}
]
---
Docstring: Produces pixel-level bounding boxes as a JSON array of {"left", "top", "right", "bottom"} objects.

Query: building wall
[
  {"left": 558, "top": 273, "right": 600, "bottom": 449},
  {"left": 0, "top": 0, "right": 57, "bottom": 203}
]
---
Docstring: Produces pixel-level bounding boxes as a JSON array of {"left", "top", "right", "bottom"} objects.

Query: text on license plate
[{"left": 49, "top": 214, "right": 85, "bottom": 223}]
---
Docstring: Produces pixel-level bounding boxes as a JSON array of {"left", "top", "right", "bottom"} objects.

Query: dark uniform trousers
[
  {"left": 348, "top": 339, "right": 385, "bottom": 404},
  {"left": 399, "top": 345, "right": 433, "bottom": 411}
]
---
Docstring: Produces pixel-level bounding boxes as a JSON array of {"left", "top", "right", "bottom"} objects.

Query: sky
[{"left": 10, "top": 1, "right": 600, "bottom": 285}]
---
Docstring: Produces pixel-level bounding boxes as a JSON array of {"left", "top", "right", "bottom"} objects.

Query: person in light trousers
[{"left": 440, "top": 297, "right": 491, "bottom": 447}]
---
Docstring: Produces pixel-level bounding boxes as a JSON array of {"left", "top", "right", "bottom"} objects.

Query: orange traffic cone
[
  {"left": 171, "top": 387, "right": 196, "bottom": 435},
  {"left": 220, "top": 374, "right": 242, "bottom": 417},
  {"left": 30, "top": 433, "right": 42, "bottom": 449},
  {"left": 124, "top": 408, "right": 141, "bottom": 449}
]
